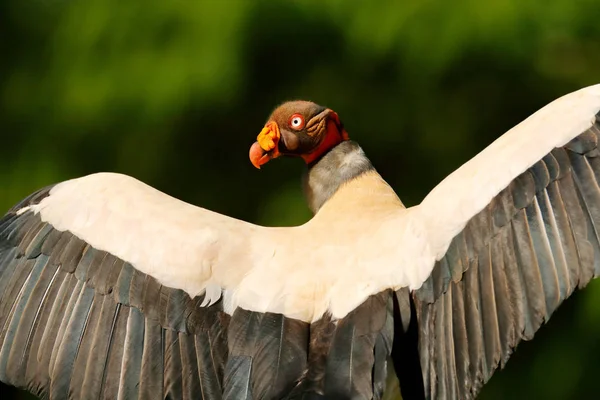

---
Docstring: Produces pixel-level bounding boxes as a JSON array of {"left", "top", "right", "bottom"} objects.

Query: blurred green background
[{"left": 1, "top": 1, "right": 600, "bottom": 399}]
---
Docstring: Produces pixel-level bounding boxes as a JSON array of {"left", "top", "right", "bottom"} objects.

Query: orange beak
[{"left": 249, "top": 121, "right": 281, "bottom": 169}]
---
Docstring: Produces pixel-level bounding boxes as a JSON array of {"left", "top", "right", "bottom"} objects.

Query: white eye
[{"left": 288, "top": 113, "right": 305, "bottom": 130}]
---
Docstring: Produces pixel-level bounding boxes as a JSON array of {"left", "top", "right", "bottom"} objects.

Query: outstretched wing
[
  {"left": 0, "top": 173, "right": 272, "bottom": 399},
  {"left": 413, "top": 84, "right": 600, "bottom": 399},
  {"left": 0, "top": 166, "right": 402, "bottom": 400}
]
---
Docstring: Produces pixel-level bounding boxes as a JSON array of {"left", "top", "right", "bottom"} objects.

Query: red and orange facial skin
[
  {"left": 249, "top": 121, "right": 281, "bottom": 169},
  {"left": 249, "top": 103, "right": 349, "bottom": 169}
]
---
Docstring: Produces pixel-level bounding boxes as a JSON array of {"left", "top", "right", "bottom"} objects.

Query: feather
[
  {"left": 324, "top": 323, "right": 375, "bottom": 399},
  {"left": 555, "top": 158, "right": 595, "bottom": 287},
  {"left": 432, "top": 292, "right": 448, "bottom": 399},
  {"left": 546, "top": 181, "right": 580, "bottom": 297},
  {"left": 372, "top": 296, "right": 393, "bottom": 399},
  {"left": 538, "top": 188, "right": 570, "bottom": 301},
  {"left": 415, "top": 298, "right": 431, "bottom": 398},
  {"left": 7, "top": 255, "right": 59, "bottom": 384},
  {"left": 0, "top": 248, "right": 19, "bottom": 297},
  {"left": 100, "top": 304, "right": 128, "bottom": 400},
  {"left": 25, "top": 268, "right": 66, "bottom": 397},
  {"left": 164, "top": 328, "right": 183, "bottom": 400},
  {"left": 443, "top": 237, "right": 464, "bottom": 284},
  {"left": 449, "top": 282, "right": 469, "bottom": 397},
  {"left": 48, "top": 282, "right": 94, "bottom": 399},
  {"left": 16, "top": 218, "right": 45, "bottom": 257},
  {"left": 225, "top": 309, "right": 261, "bottom": 397},
  {"left": 178, "top": 332, "right": 201, "bottom": 400},
  {"left": 416, "top": 273, "right": 434, "bottom": 303},
  {"left": 489, "top": 235, "right": 514, "bottom": 367},
  {"left": 394, "top": 288, "right": 411, "bottom": 333},
  {"left": 40, "top": 229, "right": 63, "bottom": 257},
  {"left": 61, "top": 290, "right": 103, "bottom": 399},
  {"left": 500, "top": 226, "right": 527, "bottom": 344},
  {"left": 510, "top": 173, "right": 536, "bottom": 210},
  {"left": 138, "top": 318, "right": 164, "bottom": 400},
  {"left": 462, "top": 258, "right": 485, "bottom": 391},
  {"left": 490, "top": 189, "right": 511, "bottom": 233},
  {"left": 466, "top": 205, "right": 490, "bottom": 259},
  {"left": 80, "top": 297, "right": 121, "bottom": 399},
  {"left": 35, "top": 273, "right": 77, "bottom": 389},
  {"left": 113, "top": 262, "right": 135, "bottom": 306},
  {"left": 431, "top": 256, "right": 452, "bottom": 299},
  {"left": 23, "top": 223, "right": 52, "bottom": 259},
  {"left": 73, "top": 245, "right": 99, "bottom": 281},
  {"left": 83, "top": 250, "right": 109, "bottom": 287},
  {"left": 291, "top": 314, "right": 335, "bottom": 396},
  {"left": 414, "top": 107, "right": 600, "bottom": 400},
  {"left": 526, "top": 196, "right": 560, "bottom": 318},
  {"left": 163, "top": 286, "right": 189, "bottom": 332},
  {"left": 89, "top": 252, "right": 118, "bottom": 293},
  {"left": 223, "top": 356, "right": 252, "bottom": 400},
  {"left": 196, "top": 316, "right": 228, "bottom": 399},
  {"left": 117, "top": 307, "right": 145, "bottom": 400},
  {"left": 531, "top": 159, "right": 550, "bottom": 193},
  {"left": 105, "top": 259, "right": 126, "bottom": 296},
  {"left": 544, "top": 152, "right": 561, "bottom": 181},
  {"left": 47, "top": 231, "right": 75, "bottom": 268},
  {"left": 57, "top": 234, "right": 87, "bottom": 273},
  {"left": 49, "top": 279, "right": 86, "bottom": 378},
  {"left": 0, "top": 258, "right": 36, "bottom": 335},
  {"left": 251, "top": 313, "right": 308, "bottom": 399},
  {"left": 569, "top": 151, "right": 600, "bottom": 279},
  {"left": 0, "top": 256, "right": 48, "bottom": 384},
  {"left": 89, "top": 254, "right": 121, "bottom": 296},
  {"left": 444, "top": 285, "right": 459, "bottom": 399},
  {"left": 589, "top": 149, "right": 600, "bottom": 183},
  {"left": 128, "top": 267, "right": 146, "bottom": 311},
  {"left": 5, "top": 213, "right": 38, "bottom": 246},
  {"left": 477, "top": 243, "right": 501, "bottom": 381},
  {"left": 565, "top": 129, "right": 598, "bottom": 153},
  {"left": 0, "top": 215, "right": 18, "bottom": 241},
  {"left": 6, "top": 185, "right": 53, "bottom": 214},
  {"left": 141, "top": 275, "right": 162, "bottom": 323},
  {"left": 511, "top": 210, "right": 546, "bottom": 337},
  {"left": 320, "top": 292, "right": 389, "bottom": 399}
]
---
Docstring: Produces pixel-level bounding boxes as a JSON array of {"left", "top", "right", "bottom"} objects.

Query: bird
[{"left": 0, "top": 84, "right": 600, "bottom": 400}]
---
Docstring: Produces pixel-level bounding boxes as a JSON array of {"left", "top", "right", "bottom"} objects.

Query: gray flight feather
[{"left": 413, "top": 113, "right": 600, "bottom": 399}]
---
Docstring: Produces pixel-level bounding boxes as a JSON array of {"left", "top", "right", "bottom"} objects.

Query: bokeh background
[{"left": 1, "top": 1, "right": 600, "bottom": 399}]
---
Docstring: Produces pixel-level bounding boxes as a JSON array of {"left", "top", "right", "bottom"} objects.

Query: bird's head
[{"left": 249, "top": 101, "right": 349, "bottom": 168}]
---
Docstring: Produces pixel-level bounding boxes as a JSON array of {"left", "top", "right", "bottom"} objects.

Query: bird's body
[
  {"left": 27, "top": 145, "right": 415, "bottom": 323},
  {"left": 1, "top": 84, "right": 600, "bottom": 399}
]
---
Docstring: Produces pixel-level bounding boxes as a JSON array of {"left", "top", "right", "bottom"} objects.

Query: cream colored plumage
[
  {"left": 1, "top": 84, "right": 600, "bottom": 400},
  {"left": 31, "top": 168, "right": 419, "bottom": 322},
  {"left": 419, "top": 84, "right": 600, "bottom": 260},
  {"left": 28, "top": 84, "right": 600, "bottom": 323}
]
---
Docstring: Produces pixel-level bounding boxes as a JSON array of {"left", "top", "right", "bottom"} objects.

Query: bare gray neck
[{"left": 302, "top": 141, "right": 374, "bottom": 214}]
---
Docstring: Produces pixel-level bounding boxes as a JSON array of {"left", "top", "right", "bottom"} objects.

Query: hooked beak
[{"left": 249, "top": 121, "right": 281, "bottom": 169}]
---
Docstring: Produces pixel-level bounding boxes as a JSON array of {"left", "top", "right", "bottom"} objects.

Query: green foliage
[{"left": 1, "top": 1, "right": 600, "bottom": 398}]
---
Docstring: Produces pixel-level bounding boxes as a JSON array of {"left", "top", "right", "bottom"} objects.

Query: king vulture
[{"left": 0, "top": 85, "right": 600, "bottom": 400}]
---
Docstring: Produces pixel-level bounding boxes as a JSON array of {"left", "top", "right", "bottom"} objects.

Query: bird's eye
[{"left": 288, "top": 114, "right": 305, "bottom": 130}]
